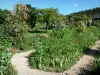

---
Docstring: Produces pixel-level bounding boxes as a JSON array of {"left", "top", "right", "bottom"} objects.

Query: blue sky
[{"left": 0, "top": 0, "right": 100, "bottom": 15}]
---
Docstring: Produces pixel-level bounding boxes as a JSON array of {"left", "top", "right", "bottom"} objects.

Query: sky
[{"left": 0, "top": 0, "right": 100, "bottom": 15}]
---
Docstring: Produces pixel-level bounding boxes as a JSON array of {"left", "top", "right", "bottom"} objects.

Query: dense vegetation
[
  {"left": 0, "top": 3, "right": 100, "bottom": 74},
  {"left": 29, "top": 26, "right": 100, "bottom": 72},
  {"left": 0, "top": 46, "right": 17, "bottom": 75},
  {"left": 66, "top": 7, "right": 100, "bottom": 27}
]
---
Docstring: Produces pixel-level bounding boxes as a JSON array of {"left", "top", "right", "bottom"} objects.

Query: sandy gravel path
[
  {"left": 11, "top": 50, "right": 62, "bottom": 75},
  {"left": 11, "top": 41, "right": 100, "bottom": 75}
]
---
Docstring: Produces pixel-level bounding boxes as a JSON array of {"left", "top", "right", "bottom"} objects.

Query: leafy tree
[
  {"left": 36, "top": 8, "right": 65, "bottom": 30},
  {"left": 12, "top": 4, "right": 29, "bottom": 22},
  {"left": 0, "top": 9, "right": 10, "bottom": 24},
  {"left": 4, "top": 4, "right": 30, "bottom": 49},
  {"left": 26, "top": 4, "right": 37, "bottom": 29}
]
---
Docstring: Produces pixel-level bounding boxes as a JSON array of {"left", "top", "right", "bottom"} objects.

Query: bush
[
  {"left": 0, "top": 47, "right": 11, "bottom": 75},
  {"left": 92, "top": 20, "right": 100, "bottom": 27},
  {"left": 4, "top": 5, "right": 32, "bottom": 50},
  {"left": 0, "top": 24, "right": 12, "bottom": 47},
  {"left": 8, "top": 64, "right": 18, "bottom": 75},
  {"left": 93, "top": 56, "right": 100, "bottom": 71},
  {"left": 0, "top": 46, "right": 18, "bottom": 75},
  {"left": 89, "top": 26, "right": 100, "bottom": 38}
]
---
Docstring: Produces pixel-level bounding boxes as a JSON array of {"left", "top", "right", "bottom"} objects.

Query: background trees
[
  {"left": 0, "top": 4, "right": 100, "bottom": 49},
  {"left": 0, "top": 9, "right": 10, "bottom": 24},
  {"left": 36, "top": 8, "right": 66, "bottom": 30},
  {"left": 66, "top": 7, "right": 100, "bottom": 27},
  {"left": 26, "top": 4, "right": 37, "bottom": 29}
]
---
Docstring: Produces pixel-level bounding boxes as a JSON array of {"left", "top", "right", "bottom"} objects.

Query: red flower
[
  {"left": 10, "top": 48, "right": 13, "bottom": 51},
  {"left": 12, "top": 52, "right": 15, "bottom": 55}
]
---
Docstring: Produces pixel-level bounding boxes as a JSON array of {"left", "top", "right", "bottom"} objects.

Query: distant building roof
[{"left": 93, "top": 15, "right": 100, "bottom": 19}]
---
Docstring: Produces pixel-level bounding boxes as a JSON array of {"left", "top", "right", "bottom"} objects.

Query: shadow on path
[{"left": 80, "top": 47, "right": 100, "bottom": 75}]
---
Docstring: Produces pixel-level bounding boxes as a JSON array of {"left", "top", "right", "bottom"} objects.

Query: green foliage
[
  {"left": 26, "top": 4, "right": 37, "bottom": 28},
  {"left": 0, "top": 9, "right": 10, "bottom": 24},
  {"left": 0, "top": 3, "right": 100, "bottom": 74},
  {"left": 91, "top": 56, "right": 100, "bottom": 75},
  {"left": 92, "top": 20, "right": 100, "bottom": 27},
  {"left": 3, "top": 4, "right": 34, "bottom": 49},
  {"left": 89, "top": 26, "right": 100, "bottom": 38},
  {"left": 13, "top": 4, "right": 29, "bottom": 21},
  {"left": 0, "top": 47, "right": 12, "bottom": 75},
  {"left": 29, "top": 27, "right": 100, "bottom": 72},
  {"left": 93, "top": 56, "right": 100, "bottom": 70},
  {"left": 8, "top": 64, "right": 18, "bottom": 75},
  {"left": 0, "top": 24, "right": 12, "bottom": 47},
  {"left": 69, "top": 7, "right": 100, "bottom": 19},
  {"left": 36, "top": 8, "right": 66, "bottom": 29},
  {"left": 67, "top": 7, "right": 100, "bottom": 27}
]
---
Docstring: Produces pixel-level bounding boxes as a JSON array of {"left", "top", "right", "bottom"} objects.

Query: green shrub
[
  {"left": 8, "top": 64, "right": 18, "bottom": 75},
  {"left": 0, "top": 47, "right": 12, "bottom": 75},
  {"left": 89, "top": 26, "right": 100, "bottom": 38},
  {"left": 93, "top": 56, "right": 100, "bottom": 70},
  {"left": 92, "top": 20, "right": 100, "bottom": 27},
  {"left": 0, "top": 24, "right": 12, "bottom": 47}
]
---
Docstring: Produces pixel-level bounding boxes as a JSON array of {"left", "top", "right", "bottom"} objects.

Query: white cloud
[{"left": 74, "top": 3, "right": 78, "bottom": 7}]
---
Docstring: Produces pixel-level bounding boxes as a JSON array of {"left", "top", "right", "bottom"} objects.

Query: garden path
[{"left": 11, "top": 41, "right": 100, "bottom": 75}]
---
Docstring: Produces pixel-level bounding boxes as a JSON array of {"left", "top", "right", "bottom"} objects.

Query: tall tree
[
  {"left": 5, "top": 4, "right": 30, "bottom": 49},
  {"left": 26, "top": 4, "right": 37, "bottom": 29},
  {"left": 0, "top": 9, "right": 10, "bottom": 24}
]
